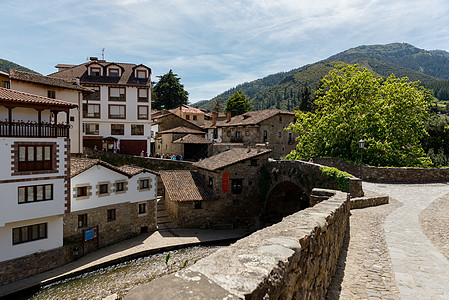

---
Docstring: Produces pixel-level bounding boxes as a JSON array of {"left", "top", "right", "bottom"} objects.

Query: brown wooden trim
[
  {"left": 108, "top": 104, "right": 126, "bottom": 119},
  {"left": 108, "top": 87, "right": 126, "bottom": 102},
  {"left": 137, "top": 105, "right": 149, "bottom": 120},
  {"left": 0, "top": 175, "right": 65, "bottom": 184}
]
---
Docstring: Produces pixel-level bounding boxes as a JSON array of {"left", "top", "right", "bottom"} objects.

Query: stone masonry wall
[
  {"left": 0, "top": 246, "right": 71, "bottom": 286},
  {"left": 314, "top": 157, "right": 449, "bottom": 183},
  {"left": 126, "top": 190, "right": 350, "bottom": 299}
]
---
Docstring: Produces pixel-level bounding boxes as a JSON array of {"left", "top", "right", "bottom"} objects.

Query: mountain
[
  {"left": 0, "top": 58, "right": 39, "bottom": 74},
  {"left": 199, "top": 43, "right": 449, "bottom": 111}
]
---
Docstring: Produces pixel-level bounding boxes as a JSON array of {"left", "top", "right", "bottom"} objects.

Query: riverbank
[{"left": 0, "top": 228, "right": 250, "bottom": 298}]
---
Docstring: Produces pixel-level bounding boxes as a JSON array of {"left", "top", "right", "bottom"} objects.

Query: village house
[
  {"left": 8, "top": 70, "right": 93, "bottom": 155},
  {"left": 169, "top": 104, "right": 206, "bottom": 126},
  {"left": 0, "top": 70, "right": 9, "bottom": 88},
  {"left": 49, "top": 57, "right": 152, "bottom": 155},
  {"left": 207, "top": 109, "right": 298, "bottom": 158},
  {"left": 66, "top": 157, "right": 157, "bottom": 255},
  {"left": 0, "top": 87, "right": 76, "bottom": 283},
  {"left": 160, "top": 147, "right": 272, "bottom": 228},
  {"left": 156, "top": 126, "right": 210, "bottom": 160}
]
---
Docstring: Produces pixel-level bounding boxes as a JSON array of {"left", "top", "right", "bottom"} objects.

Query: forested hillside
[
  {"left": 199, "top": 43, "right": 449, "bottom": 111},
  {"left": 0, "top": 58, "right": 38, "bottom": 74}
]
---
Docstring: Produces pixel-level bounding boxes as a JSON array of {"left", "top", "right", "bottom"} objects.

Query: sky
[{"left": 2, "top": 0, "right": 449, "bottom": 104}]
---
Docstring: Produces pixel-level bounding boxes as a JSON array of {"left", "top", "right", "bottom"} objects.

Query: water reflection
[{"left": 31, "top": 246, "right": 222, "bottom": 300}]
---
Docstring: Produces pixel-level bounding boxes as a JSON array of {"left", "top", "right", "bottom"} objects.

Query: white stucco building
[{"left": 0, "top": 87, "right": 76, "bottom": 263}]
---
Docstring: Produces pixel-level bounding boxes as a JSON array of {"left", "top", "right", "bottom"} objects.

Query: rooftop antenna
[{"left": 101, "top": 48, "right": 105, "bottom": 60}]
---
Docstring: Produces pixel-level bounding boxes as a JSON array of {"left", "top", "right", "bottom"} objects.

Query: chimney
[
  {"left": 226, "top": 111, "right": 231, "bottom": 122},
  {"left": 75, "top": 77, "right": 80, "bottom": 85},
  {"left": 212, "top": 111, "right": 217, "bottom": 126}
]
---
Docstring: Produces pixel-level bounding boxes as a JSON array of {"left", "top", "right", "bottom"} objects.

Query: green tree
[
  {"left": 225, "top": 91, "right": 253, "bottom": 116},
  {"left": 299, "top": 82, "right": 314, "bottom": 112},
  {"left": 153, "top": 70, "right": 189, "bottom": 110},
  {"left": 286, "top": 64, "right": 433, "bottom": 167}
]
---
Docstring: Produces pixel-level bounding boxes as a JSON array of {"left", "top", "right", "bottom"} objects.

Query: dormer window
[
  {"left": 91, "top": 67, "right": 101, "bottom": 76},
  {"left": 136, "top": 70, "right": 147, "bottom": 79},
  {"left": 109, "top": 68, "right": 119, "bottom": 77}
]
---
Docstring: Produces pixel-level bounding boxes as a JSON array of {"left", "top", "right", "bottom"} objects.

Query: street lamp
[{"left": 358, "top": 139, "right": 365, "bottom": 180}]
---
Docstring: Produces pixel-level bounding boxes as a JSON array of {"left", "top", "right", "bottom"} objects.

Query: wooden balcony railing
[{"left": 0, "top": 122, "right": 70, "bottom": 138}]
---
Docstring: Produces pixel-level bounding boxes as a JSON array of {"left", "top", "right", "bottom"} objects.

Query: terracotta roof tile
[
  {"left": 70, "top": 157, "right": 130, "bottom": 178},
  {"left": 216, "top": 109, "right": 295, "bottom": 127},
  {"left": 173, "top": 134, "right": 212, "bottom": 144},
  {"left": 118, "top": 164, "right": 158, "bottom": 176},
  {"left": 169, "top": 104, "right": 205, "bottom": 114},
  {"left": 160, "top": 170, "right": 218, "bottom": 201},
  {"left": 9, "top": 70, "right": 93, "bottom": 92},
  {"left": 193, "top": 147, "right": 271, "bottom": 171},
  {"left": 158, "top": 126, "right": 205, "bottom": 135},
  {"left": 0, "top": 87, "right": 78, "bottom": 109}
]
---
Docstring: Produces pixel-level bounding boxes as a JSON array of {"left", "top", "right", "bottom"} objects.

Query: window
[
  {"left": 246, "top": 131, "right": 250, "bottom": 136},
  {"left": 83, "top": 104, "right": 100, "bottom": 118},
  {"left": 138, "top": 203, "right": 146, "bottom": 214},
  {"left": 186, "top": 115, "right": 190, "bottom": 120},
  {"left": 131, "top": 124, "right": 144, "bottom": 135},
  {"left": 12, "top": 223, "right": 47, "bottom": 245},
  {"left": 91, "top": 67, "right": 100, "bottom": 76},
  {"left": 137, "top": 70, "right": 147, "bottom": 79},
  {"left": 99, "top": 183, "right": 109, "bottom": 195},
  {"left": 111, "top": 124, "right": 124, "bottom": 135},
  {"left": 140, "top": 179, "right": 149, "bottom": 190},
  {"left": 278, "top": 132, "right": 282, "bottom": 138},
  {"left": 78, "top": 214, "right": 87, "bottom": 228},
  {"left": 138, "top": 88, "right": 148, "bottom": 102},
  {"left": 18, "top": 184, "right": 53, "bottom": 203},
  {"left": 250, "top": 159, "right": 258, "bottom": 166},
  {"left": 194, "top": 201, "right": 202, "bottom": 209},
  {"left": 109, "top": 87, "right": 125, "bottom": 101},
  {"left": 288, "top": 132, "right": 293, "bottom": 142},
  {"left": 138, "top": 106, "right": 148, "bottom": 120},
  {"left": 109, "top": 105, "right": 126, "bottom": 119},
  {"left": 227, "top": 131, "right": 231, "bottom": 137},
  {"left": 107, "top": 209, "right": 116, "bottom": 222},
  {"left": 85, "top": 87, "right": 100, "bottom": 100},
  {"left": 18, "top": 145, "right": 52, "bottom": 172},
  {"left": 109, "top": 68, "right": 119, "bottom": 77},
  {"left": 279, "top": 116, "right": 282, "bottom": 122},
  {"left": 263, "top": 130, "right": 268, "bottom": 142},
  {"left": 193, "top": 115, "right": 197, "bottom": 121},
  {"left": 47, "top": 90, "right": 55, "bottom": 99},
  {"left": 85, "top": 123, "right": 99, "bottom": 135},
  {"left": 77, "top": 186, "right": 88, "bottom": 197},
  {"left": 231, "top": 179, "right": 243, "bottom": 194},
  {"left": 208, "top": 176, "right": 213, "bottom": 187},
  {"left": 115, "top": 181, "right": 125, "bottom": 192},
  {"left": 236, "top": 131, "right": 241, "bottom": 139}
]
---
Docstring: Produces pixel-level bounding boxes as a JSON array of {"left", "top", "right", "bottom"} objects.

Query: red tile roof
[
  {"left": 216, "top": 109, "right": 295, "bottom": 127},
  {"left": 70, "top": 158, "right": 155, "bottom": 177},
  {"left": 0, "top": 87, "right": 78, "bottom": 109},
  {"left": 160, "top": 170, "right": 218, "bottom": 201},
  {"left": 193, "top": 147, "right": 271, "bottom": 171},
  {"left": 170, "top": 104, "right": 205, "bottom": 114},
  {"left": 173, "top": 134, "right": 212, "bottom": 144},
  {"left": 10, "top": 70, "right": 93, "bottom": 92},
  {"left": 158, "top": 126, "right": 205, "bottom": 135}
]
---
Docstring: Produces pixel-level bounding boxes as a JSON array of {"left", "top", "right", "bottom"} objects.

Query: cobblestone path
[{"left": 366, "top": 183, "right": 449, "bottom": 300}]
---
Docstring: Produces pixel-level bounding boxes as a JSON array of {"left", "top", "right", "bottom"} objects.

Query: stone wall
[
  {"left": 0, "top": 246, "right": 71, "bottom": 286},
  {"left": 125, "top": 190, "right": 350, "bottom": 299},
  {"left": 314, "top": 157, "right": 449, "bottom": 183}
]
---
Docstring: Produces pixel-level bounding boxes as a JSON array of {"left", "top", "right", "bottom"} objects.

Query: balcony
[{"left": 0, "top": 121, "right": 70, "bottom": 138}]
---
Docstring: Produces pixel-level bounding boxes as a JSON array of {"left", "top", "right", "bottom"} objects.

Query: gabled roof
[
  {"left": 193, "top": 147, "right": 271, "bottom": 171},
  {"left": 173, "top": 134, "right": 212, "bottom": 144},
  {"left": 160, "top": 170, "right": 218, "bottom": 201},
  {"left": 158, "top": 126, "right": 205, "bottom": 135},
  {"left": 152, "top": 110, "right": 204, "bottom": 131},
  {"left": 170, "top": 104, "right": 205, "bottom": 115},
  {"left": 70, "top": 157, "right": 154, "bottom": 178},
  {"left": 9, "top": 70, "right": 93, "bottom": 93},
  {"left": 49, "top": 60, "right": 151, "bottom": 87},
  {"left": 216, "top": 109, "right": 295, "bottom": 127},
  {"left": 0, "top": 87, "right": 78, "bottom": 109}
]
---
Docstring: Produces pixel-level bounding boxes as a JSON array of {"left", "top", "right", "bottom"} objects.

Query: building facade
[
  {"left": 0, "top": 87, "right": 75, "bottom": 264},
  {"left": 50, "top": 57, "right": 152, "bottom": 155}
]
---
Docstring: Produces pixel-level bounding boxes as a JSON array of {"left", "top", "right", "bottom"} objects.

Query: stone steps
[{"left": 156, "top": 198, "right": 177, "bottom": 230}]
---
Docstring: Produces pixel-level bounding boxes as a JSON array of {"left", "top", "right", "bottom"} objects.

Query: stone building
[
  {"left": 66, "top": 158, "right": 157, "bottom": 255},
  {"left": 207, "top": 109, "right": 298, "bottom": 158},
  {"left": 156, "top": 126, "right": 210, "bottom": 160},
  {"left": 160, "top": 147, "right": 272, "bottom": 228},
  {"left": 49, "top": 57, "right": 152, "bottom": 155}
]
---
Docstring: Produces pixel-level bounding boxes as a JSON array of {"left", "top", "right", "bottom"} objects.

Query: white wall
[
  {"left": 128, "top": 172, "right": 156, "bottom": 203},
  {"left": 0, "top": 215, "right": 63, "bottom": 262}
]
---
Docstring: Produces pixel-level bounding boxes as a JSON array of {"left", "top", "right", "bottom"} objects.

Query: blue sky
[{"left": 2, "top": 0, "right": 449, "bottom": 103}]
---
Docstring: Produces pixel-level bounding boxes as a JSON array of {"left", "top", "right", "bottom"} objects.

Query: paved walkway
[
  {"left": 365, "top": 182, "right": 449, "bottom": 299},
  {"left": 0, "top": 228, "right": 249, "bottom": 298}
]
